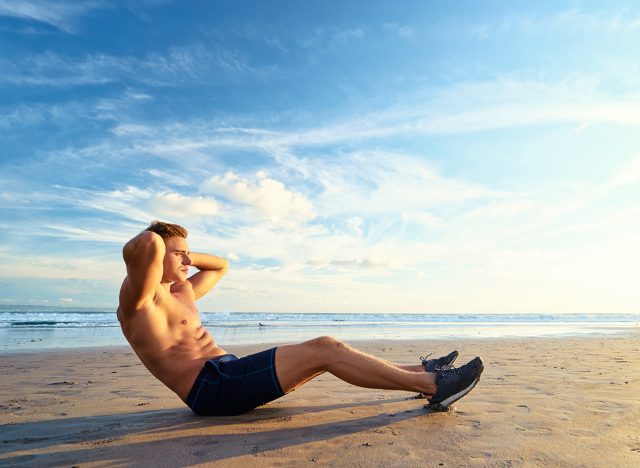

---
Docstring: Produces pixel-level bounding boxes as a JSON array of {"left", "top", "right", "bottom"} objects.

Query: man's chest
[{"left": 157, "top": 287, "right": 201, "bottom": 327}]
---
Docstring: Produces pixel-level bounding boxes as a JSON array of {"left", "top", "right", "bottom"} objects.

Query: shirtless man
[{"left": 118, "top": 221, "right": 484, "bottom": 416}]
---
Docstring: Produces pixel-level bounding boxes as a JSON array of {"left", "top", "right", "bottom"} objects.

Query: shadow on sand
[{"left": 1, "top": 397, "right": 432, "bottom": 466}]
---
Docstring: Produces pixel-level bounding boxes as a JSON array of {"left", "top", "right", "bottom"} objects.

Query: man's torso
[{"left": 117, "top": 279, "right": 226, "bottom": 401}]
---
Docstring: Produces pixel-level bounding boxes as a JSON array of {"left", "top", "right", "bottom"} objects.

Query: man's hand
[{"left": 187, "top": 252, "right": 229, "bottom": 300}]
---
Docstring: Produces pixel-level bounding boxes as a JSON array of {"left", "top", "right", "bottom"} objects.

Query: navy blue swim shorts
[{"left": 186, "top": 347, "right": 285, "bottom": 416}]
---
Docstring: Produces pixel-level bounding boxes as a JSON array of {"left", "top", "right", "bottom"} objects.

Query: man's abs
[
  {"left": 133, "top": 337, "right": 226, "bottom": 401},
  {"left": 117, "top": 305, "right": 226, "bottom": 401}
]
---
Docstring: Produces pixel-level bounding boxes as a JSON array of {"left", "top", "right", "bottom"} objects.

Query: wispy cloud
[
  {"left": 383, "top": 23, "right": 414, "bottom": 38},
  {"left": 78, "top": 186, "right": 221, "bottom": 223},
  {"left": 300, "top": 26, "right": 366, "bottom": 53},
  {"left": 605, "top": 155, "right": 640, "bottom": 190},
  {"left": 463, "top": 8, "right": 640, "bottom": 39},
  {"left": 86, "top": 76, "right": 640, "bottom": 159},
  {"left": 0, "top": 43, "right": 275, "bottom": 87},
  {"left": 0, "top": 0, "right": 105, "bottom": 33}
]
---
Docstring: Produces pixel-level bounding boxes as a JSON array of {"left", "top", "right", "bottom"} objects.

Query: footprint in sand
[
  {"left": 594, "top": 400, "right": 627, "bottom": 412},
  {"left": 569, "top": 429, "right": 597, "bottom": 437}
]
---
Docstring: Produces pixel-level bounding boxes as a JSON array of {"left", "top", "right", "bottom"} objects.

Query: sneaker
[
  {"left": 426, "top": 357, "right": 484, "bottom": 411},
  {"left": 420, "top": 350, "right": 459, "bottom": 372}
]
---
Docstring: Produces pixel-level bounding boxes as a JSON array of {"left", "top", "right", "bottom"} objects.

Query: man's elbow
[{"left": 123, "top": 231, "right": 164, "bottom": 263}]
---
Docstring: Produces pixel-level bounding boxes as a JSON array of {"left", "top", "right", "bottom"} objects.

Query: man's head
[
  {"left": 145, "top": 220, "right": 188, "bottom": 240},
  {"left": 145, "top": 221, "right": 191, "bottom": 284}
]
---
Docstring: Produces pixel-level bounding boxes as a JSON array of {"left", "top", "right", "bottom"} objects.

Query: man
[{"left": 117, "top": 221, "right": 484, "bottom": 416}]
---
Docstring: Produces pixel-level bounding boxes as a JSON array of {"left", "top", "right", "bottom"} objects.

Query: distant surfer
[{"left": 117, "top": 221, "right": 483, "bottom": 416}]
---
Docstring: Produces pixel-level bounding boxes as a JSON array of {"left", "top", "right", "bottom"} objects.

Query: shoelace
[{"left": 419, "top": 353, "right": 455, "bottom": 371}]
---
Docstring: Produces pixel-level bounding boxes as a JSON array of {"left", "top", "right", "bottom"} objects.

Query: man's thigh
[{"left": 275, "top": 338, "right": 327, "bottom": 393}]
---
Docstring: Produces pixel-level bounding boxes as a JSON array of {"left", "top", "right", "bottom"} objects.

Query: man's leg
[{"left": 275, "top": 336, "right": 437, "bottom": 395}]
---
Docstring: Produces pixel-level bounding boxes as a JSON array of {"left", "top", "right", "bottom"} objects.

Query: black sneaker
[
  {"left": 421, "top": 350, "right": 459, "bottom": 372},
  {"left": 426, "top": 357, "right": 484, "bottom": 411}
]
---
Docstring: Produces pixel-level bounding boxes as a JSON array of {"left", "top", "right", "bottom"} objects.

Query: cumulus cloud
[
  {"left": 148, "top": 192, "right": 220, "bottom": 219},
  {"left": 201, "top": 171, "right": 315, "bottom": 228}
]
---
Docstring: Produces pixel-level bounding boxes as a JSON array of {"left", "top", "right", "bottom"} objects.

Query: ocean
[{"left": 1, "top": 305, "right": 638, "bottom": 352}]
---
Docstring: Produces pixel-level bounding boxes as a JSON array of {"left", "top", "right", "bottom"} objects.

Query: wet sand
[{"left": 1, "top": 333, "right": 639, "bottom": 467}]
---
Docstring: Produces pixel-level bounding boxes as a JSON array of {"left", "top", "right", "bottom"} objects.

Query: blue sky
[{"left": 1, "top": 1, "right": 639, "bottom": 313}]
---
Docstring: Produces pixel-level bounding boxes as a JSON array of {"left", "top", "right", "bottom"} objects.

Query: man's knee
[
  {"left": 309, "top": 335, "right": 343, "bottom": 350},
  {"left": 307, "top": 336, "right": 346, "bottom": 364}
]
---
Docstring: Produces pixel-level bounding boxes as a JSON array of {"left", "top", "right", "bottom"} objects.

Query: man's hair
[{"left": 145, "top": 221, "right": 188, "bottom": 240}]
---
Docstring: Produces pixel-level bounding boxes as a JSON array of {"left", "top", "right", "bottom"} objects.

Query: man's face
[{"left": 162, "top": 236, "right": 191, "bottom": 283}]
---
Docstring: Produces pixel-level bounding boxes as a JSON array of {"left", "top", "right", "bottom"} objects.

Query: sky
[{"left": 1, "top": 1, "right": 639, "bottom": 313}]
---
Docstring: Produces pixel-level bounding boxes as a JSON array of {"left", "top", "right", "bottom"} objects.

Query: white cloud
[
  {"left": 126, "top": 78, "right": 640, "bottom": 155},
  {"left": 460, "top": 8, "right": 640, "bottom": 39},
  {"left": 57, "top": 186, "right": 221, "bottom": 223},
  {"left": 0, "top": 0, "right": 105, "bottom": 33},
  {"left": 552, "top": 8, "right": 640, "bottom": 34},
  {"left": 146, "top": 168, "right": 191, "bottom": 187},
  {"left": 0, "top": 252, "right": 124, "bottom": 280},
  {"left": 0, "top": 43, "right": 274, "bottom": 87},
  {"left": 112, "top": 123, "right": 154, "bottom": 136},
  {"left": 44, "top": 225, "right": 132, "bottom": 244},
  {"left": 6, "top": 150, "right": 639, "bottom": 313},
  {"left": 300, "top": 26, "right": 366, "bottom": 52},
  {"left": 605, "top": 155, "right": 640, "bottom": 190},
  {"left": 306, "top": 151, "right": 495, "bottom": 219},
  {"left": 401, "top": 211, "right": 444, "bottom": 230},
  {"left": 149, "top": 192, "right": 220, "bottom": 219},
  {"left": 201, "top": 171, "right": 315, "bottom": 228},
  {"left": 383, "top": 23, "right": 415, "bottom": 38},
  {"left": 310, "top": 255, "right": 391, "bottom": 270}
]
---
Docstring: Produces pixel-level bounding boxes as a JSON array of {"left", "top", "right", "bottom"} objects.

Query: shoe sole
[{"left": 426, "top": 357, "right": 484, "bottom": 412}]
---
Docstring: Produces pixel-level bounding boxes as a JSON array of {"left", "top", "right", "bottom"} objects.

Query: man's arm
[
  {"left": 120, "top": 231, "right": 165, "bottom": 309},
  {"left": 187, "top": 252, "right": 229, "bottom": 300}
]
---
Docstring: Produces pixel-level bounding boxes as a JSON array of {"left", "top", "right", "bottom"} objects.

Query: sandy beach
[{"left": 1, "top": 333, "right": 639, "bottom": 467}]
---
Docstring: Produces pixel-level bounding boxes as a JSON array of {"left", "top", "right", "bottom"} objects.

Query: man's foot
[
  {"left": 425, "top": 357, "right": 484, "bottom": 411},
  {"left": 421, "top": 350, "right": 459, "bottom": 372}
]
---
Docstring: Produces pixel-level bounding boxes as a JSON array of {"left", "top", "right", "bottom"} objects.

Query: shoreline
[
  {"left": 2, "top": 334, "right": 640, "bottom": 466},
  {"left": 1, "top": 325, "right": 638, "bottom": 355}
]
